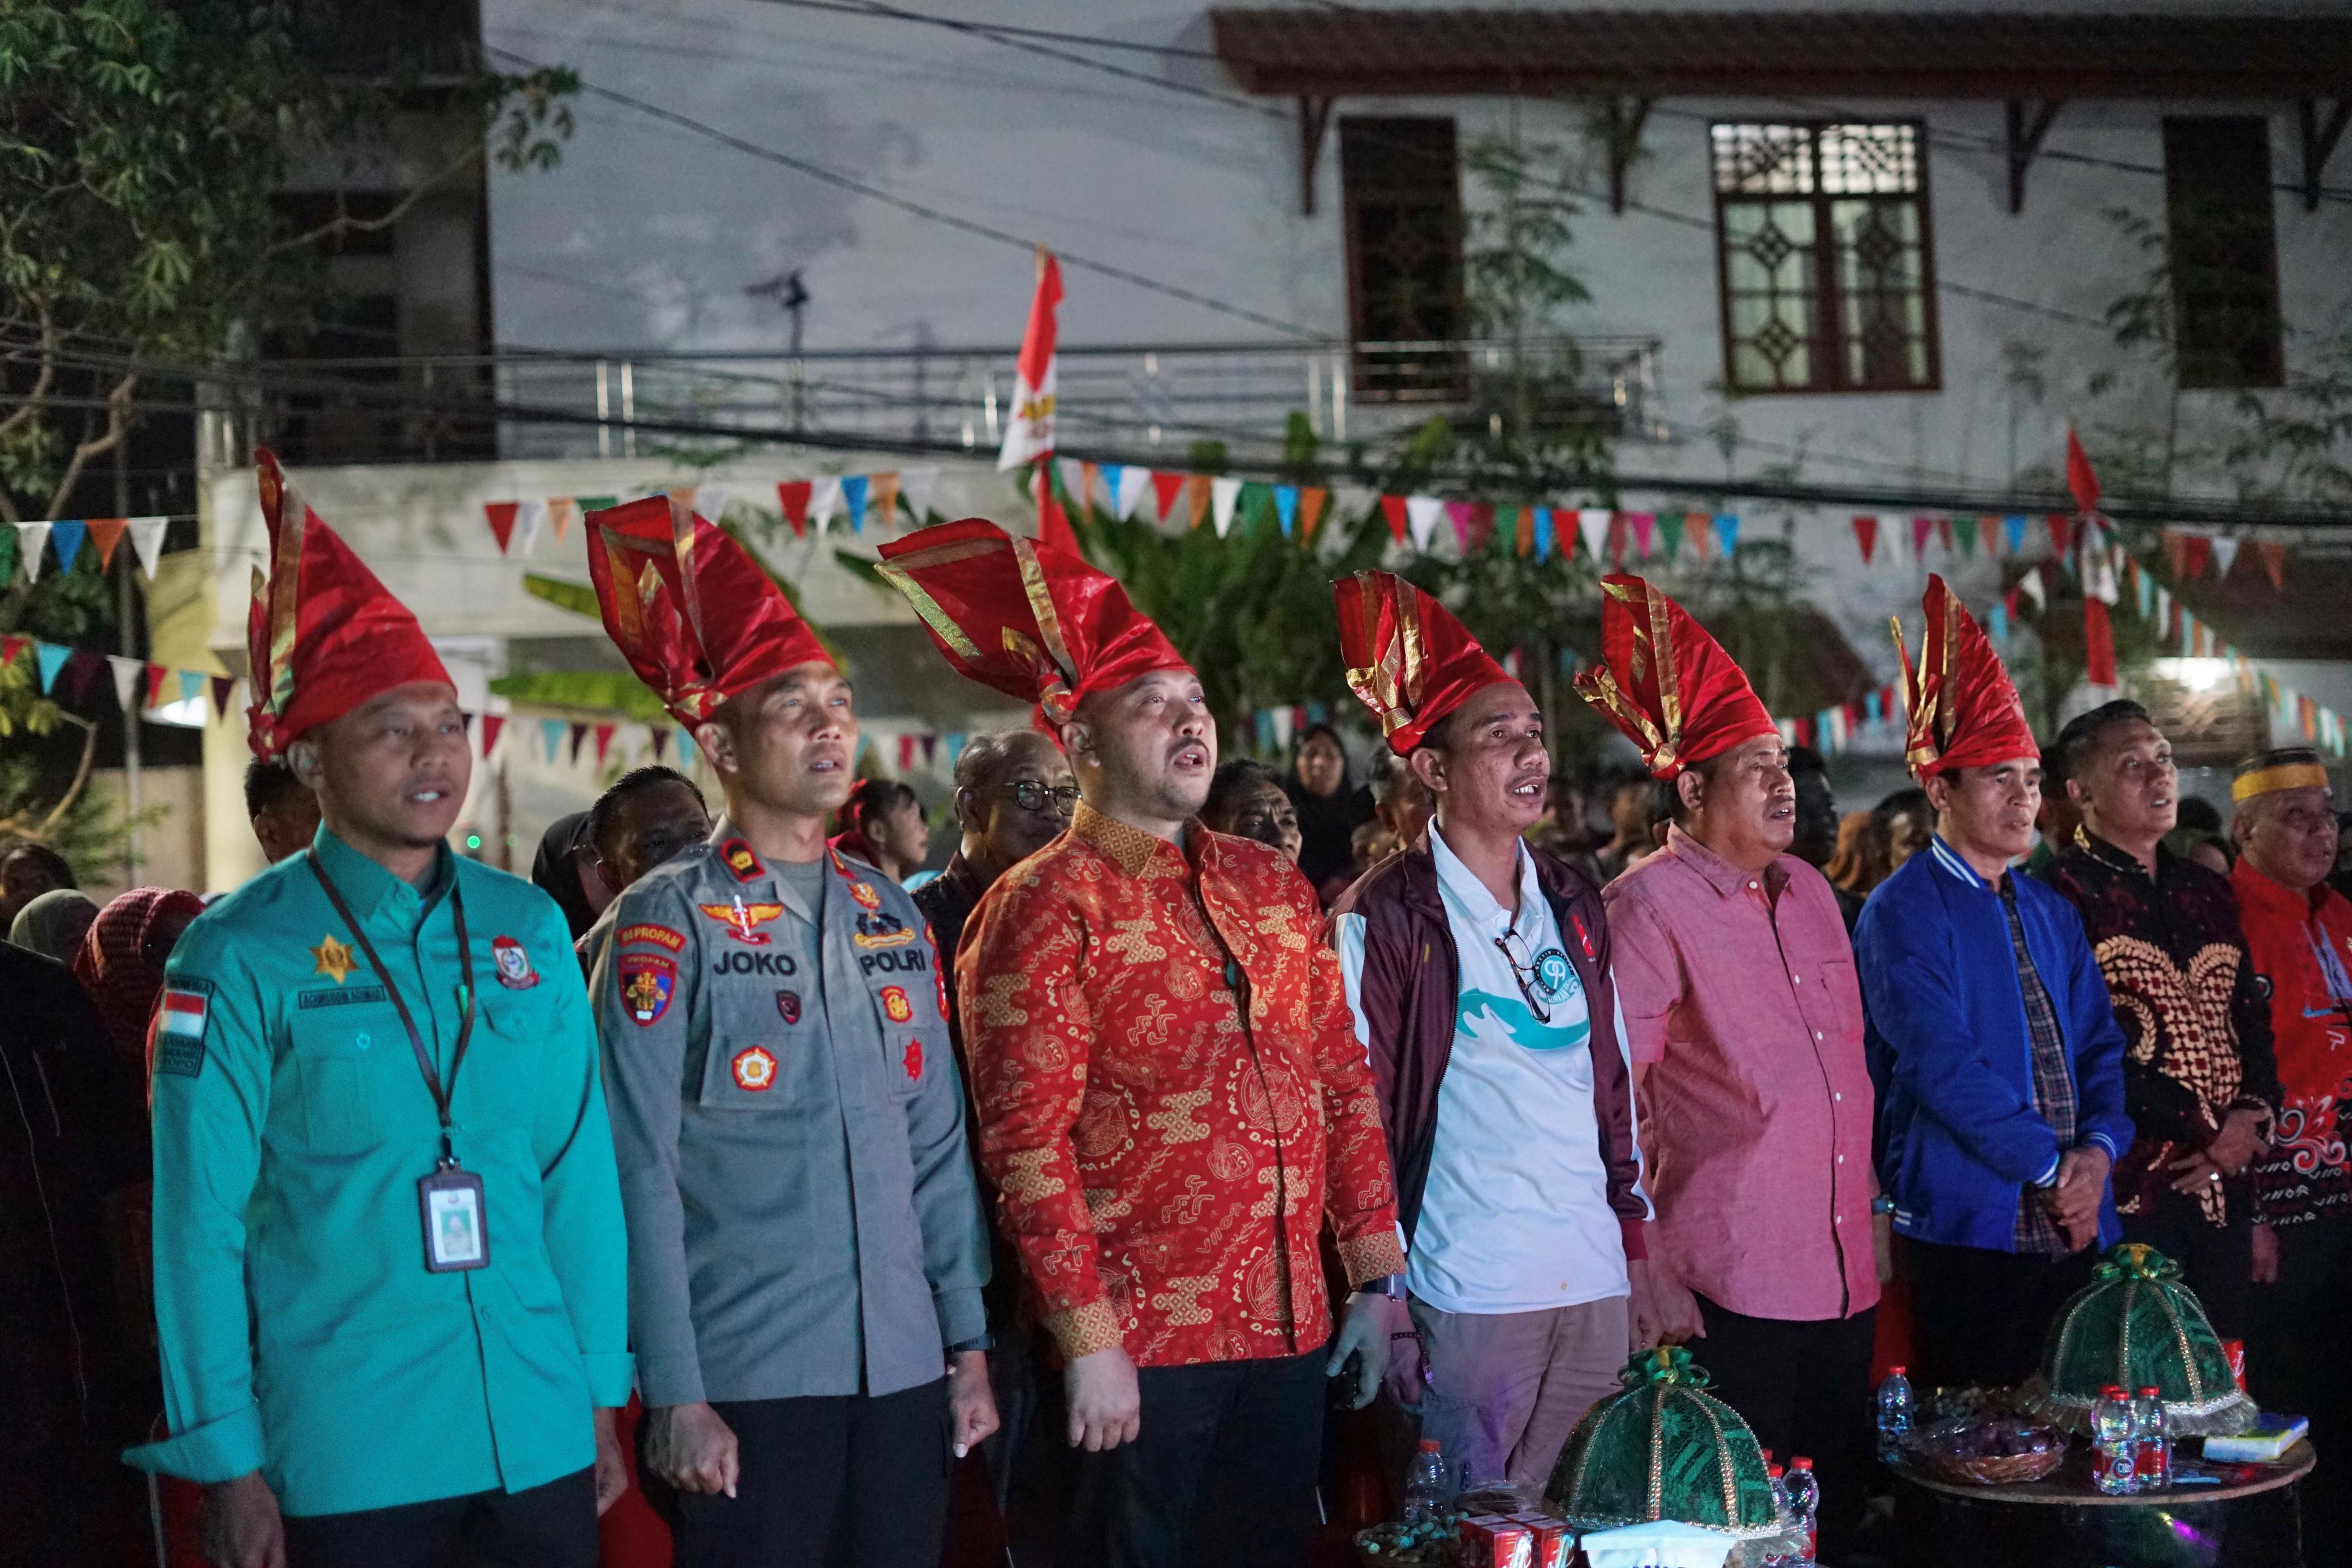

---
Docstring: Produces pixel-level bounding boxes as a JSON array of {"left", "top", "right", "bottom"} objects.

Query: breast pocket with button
[{"left": 287, "top": 1010, "right": 393, "bottom": 1154}]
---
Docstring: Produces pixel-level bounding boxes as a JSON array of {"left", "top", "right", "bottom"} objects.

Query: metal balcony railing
[{"left": 208, "top": 336, "right": 1668, "bottom": 472}]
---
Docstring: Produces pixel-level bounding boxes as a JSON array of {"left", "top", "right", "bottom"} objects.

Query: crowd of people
[{"left": 7, "top": 462, "right": 2352, "bottom": 1568}]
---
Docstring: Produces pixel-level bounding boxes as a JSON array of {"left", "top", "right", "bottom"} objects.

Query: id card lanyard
[{"left": 306, "top": 850, "right": 488, "bottom": 1272}]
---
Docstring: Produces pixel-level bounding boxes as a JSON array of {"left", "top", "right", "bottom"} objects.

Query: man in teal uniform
[{"left": 129, "top": 453, "right": 631, "bottom": 1568}]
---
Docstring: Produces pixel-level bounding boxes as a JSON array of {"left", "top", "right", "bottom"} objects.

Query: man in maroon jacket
[{"left": 1326, "top": 571, "right": 1650, "bottom": 1492}]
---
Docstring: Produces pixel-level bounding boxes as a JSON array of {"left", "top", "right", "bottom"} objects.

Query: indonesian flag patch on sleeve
[{"left": 157, "top": 980, "right": 213, "bottom": 1078}]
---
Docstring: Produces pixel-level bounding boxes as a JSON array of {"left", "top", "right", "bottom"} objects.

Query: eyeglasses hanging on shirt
[{"left": 1495, "top": 928, "right": 1554, "bottom": 1025}]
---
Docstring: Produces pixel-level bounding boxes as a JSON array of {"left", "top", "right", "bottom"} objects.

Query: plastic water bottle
[
  {"left": 1875, "top": 1365, "right": 1914, "bottom": 1463},
  {"left": 1784, "top": 1456, "right": 1821, "bottom": 1563},
  {"left": 1402, "top": 1438, "right": 1451, "bottom": 1524},
  {"left": 2132, "top": 1387, "right": 2171, "bottom": 1492},
  {"left": 2092, "top": 1385, "right": 2138, "bottom": 1496},
  {"left": 1761, "top": 1465, "right": 1792, "bottom": 1566}
]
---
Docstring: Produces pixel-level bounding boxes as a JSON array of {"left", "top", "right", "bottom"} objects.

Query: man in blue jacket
[{"left": 1857, "top": 579, "right": 2132, "bottom": 1392}]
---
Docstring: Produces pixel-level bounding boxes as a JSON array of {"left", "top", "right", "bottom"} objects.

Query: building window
[
  {"left": 1339, "top": 116, "right": 1467, "bottom": 399},
  {"left": 1710, "top": 122, "right": 1939, "bottom": 394},
  {"left": 2163, "top": 118, "right": 2284, "bottom": 390}
]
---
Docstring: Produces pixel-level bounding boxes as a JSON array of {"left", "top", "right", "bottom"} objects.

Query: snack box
[
  {"left": 1503, "top": 1511, "right": 1571, "bottom": 1568},
  {"left": 1457, "top": 1513, "right": 1533, "bottom": 1568}
]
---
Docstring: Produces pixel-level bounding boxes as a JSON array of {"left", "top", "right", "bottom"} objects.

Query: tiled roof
[{"left": 1209, "top": 10, "right": 2352, "bottom": 98}]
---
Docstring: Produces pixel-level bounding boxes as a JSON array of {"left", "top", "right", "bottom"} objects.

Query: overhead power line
[{"left": 486, "top": 47, "right": 1322, "bottom": 340}]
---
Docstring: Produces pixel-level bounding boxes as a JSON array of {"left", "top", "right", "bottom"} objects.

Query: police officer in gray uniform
[{"left": 582, "top": 496, "right": 994, "bottom": 1568}]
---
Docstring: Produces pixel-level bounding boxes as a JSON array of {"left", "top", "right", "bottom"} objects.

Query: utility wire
[{"left": 486, "top": 46, "right": 1322, "bottom": 340}]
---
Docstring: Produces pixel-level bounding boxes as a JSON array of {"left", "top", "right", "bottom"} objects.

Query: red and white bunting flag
[
  {"left": 998, "top": 247, "right": 1062, "bottom": 473},
  {"left": 483, "top": 501, "right": 520, "bottom": 553}
]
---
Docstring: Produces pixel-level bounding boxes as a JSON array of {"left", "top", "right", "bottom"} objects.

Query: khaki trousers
[{"left": 1405, "top": 1294, "right": 1629, "bottom": 1495}]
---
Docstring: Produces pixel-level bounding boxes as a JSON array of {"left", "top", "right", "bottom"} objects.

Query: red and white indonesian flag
[{"left": 997, "top": 246, "right": 1062, "bottom": 471}]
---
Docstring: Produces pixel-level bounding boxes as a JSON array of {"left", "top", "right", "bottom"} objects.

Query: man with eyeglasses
[
  {"left": 1326, "top": 571, "right": 1649, "bottom": 1496},
  {"left": 911, "top": 727, "right": 1076, "bottom": 1519},
  {"left": 2041, "top": 701, "right": 2279, "bottom": 1342},
  {"left": 1579, "top": 577, "right": 1882, "bottom": 1562}
]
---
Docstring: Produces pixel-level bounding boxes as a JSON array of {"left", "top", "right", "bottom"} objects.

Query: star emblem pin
[{"left": 310, "top": 934, "right": 358, "bottom": 984}]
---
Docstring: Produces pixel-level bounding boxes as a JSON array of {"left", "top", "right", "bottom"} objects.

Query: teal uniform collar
[{"left": 309, "top": 822, "right": 457, "bottom": 922}]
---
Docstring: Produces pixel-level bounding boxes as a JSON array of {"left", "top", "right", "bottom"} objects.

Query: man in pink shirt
[{"left": 1577, "top": 577, "right": 1883, "bottom": 1558}]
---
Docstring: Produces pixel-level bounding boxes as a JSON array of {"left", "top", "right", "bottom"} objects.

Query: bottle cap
[
  {"left": 1791, "top": 1457, "right": 1814, "bottom": 1470},
  {"left": 1418, "top": 1439, "right": 1442, "bottom": 1452},
  {"left": 1768, "top": 1463, "right": 1784, "bottom": 1479},
  {"left": 2137, "top": 1387, "right": 2160, "bottom": 1397},
  {"left": 1888, "top": 1365, "right": 1905, "bottom": 1375}
]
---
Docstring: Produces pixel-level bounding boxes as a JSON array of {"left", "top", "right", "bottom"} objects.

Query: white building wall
[{"left": 482, "top": 0, "right": 2352, "bottom": 498}]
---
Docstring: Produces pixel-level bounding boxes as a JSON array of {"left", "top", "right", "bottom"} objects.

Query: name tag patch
[
  {"left": 155, "top": 985, "right": 211, "bottom": 1077},
  {"left": 619, "top": 953, "right": 676, "bottom": 1025},
  {"left": 619, "top": 922, "right": 685, "bottom": 952},
  {"left": 297, "top": 984, "right": 390, "bottom": 1010}
]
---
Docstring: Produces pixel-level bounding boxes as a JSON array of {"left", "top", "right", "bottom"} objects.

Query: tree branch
[
  {"left": 40, "top": 370, "right": 137, "bottom": 519},
  {"left": 257, "top": 140, "right": 484, "bottom": 264},
  {"left": 0, "top": 711, "right": 97, "bottom": 841}
]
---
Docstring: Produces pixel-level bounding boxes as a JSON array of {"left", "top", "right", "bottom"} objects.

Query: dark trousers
[
  {"left": 1047, "top": 1349, "right": 1328, "bottom": 1568},
  {"left": 282, "top": 1466, "right": 597, "bottom": 1568},
  {"left": 1903, "top": 1240, "right": 2099, "bottom": 1394},
  {"left": 1693, "top": 1297, "right": 1875, "bottom": 1560},
  {"left": 2251, "top": 1215, "right": 2352, "bottom": 1545},
  {"left": 2122, "top": 1188, "right": 2254, "bottom": 1339},
  {"left": 642, "top": 1379, "right": 952, "bottom": 1568}
]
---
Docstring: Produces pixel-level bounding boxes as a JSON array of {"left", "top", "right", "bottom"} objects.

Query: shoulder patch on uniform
[
  {"left": 297, "top": 984, "right": 389, "bottom": 1010},
  {"left": 618, "top": 952, "right": 677, "bottom": 1025},
  {"left": 719, "top": 837, "right": 763, "bottom": 883},
  {"left": 619, "top": 922, "right": 685, "bottom": 952},
  {"left": 155, "top": 987, "right": 211, "bottom": 1077}
]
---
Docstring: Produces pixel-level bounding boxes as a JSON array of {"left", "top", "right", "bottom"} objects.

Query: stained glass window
[{"left": 1711, "top": 123, "right": 1939, "bottom": 393}]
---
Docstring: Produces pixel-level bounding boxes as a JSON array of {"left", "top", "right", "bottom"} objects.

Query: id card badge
[{"left": 420, "top": 1164, "right": 490, "bottom": 1273}]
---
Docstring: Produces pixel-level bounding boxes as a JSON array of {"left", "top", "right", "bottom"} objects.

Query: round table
[{"left": 1891, "top": 1443, "right": 2315, "bottom": 1568}]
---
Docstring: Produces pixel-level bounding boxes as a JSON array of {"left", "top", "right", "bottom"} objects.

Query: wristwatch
[
  {"left": 945, "top": 1335, "right": 993, "bottom": 1355},
  {"left": 1357, "top": 1274, "right": 1406, "bottom": 1300}
]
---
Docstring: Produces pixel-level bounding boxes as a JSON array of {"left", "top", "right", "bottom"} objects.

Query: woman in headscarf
[
  {"left": 1283, "top": 723, "right": 1373, "bottom": 902},
  {"left": 10, "top": 887, "right": 100, "bottom": 961},
  {"left": 70, "top": 887, "right": 207, "bottom": 1069},
  {"left": 529, "top": 810, "right": 611, "bottom": 942}
]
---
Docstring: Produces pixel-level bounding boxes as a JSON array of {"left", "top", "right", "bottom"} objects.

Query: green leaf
[{"left": 521, "top": 572, "right": 600, "bottom": 620}]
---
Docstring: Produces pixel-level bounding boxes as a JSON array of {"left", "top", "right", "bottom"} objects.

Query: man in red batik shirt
[{"left": 879, "top": 521, "right": 1404, "bottom": 1568}]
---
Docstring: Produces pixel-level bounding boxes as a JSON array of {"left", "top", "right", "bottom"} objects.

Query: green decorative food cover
[
  {"left": 1547, "top": 1347, "right": 1783, "bottom": 1544},
  {"left": 2024, "top": 1242, "right": 2258, "bottom": 1435}
]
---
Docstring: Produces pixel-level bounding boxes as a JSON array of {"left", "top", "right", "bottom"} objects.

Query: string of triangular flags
[
  {"left": 2, "top": 516, "right": 174, "bottom": 586},
  {"left": 518, "top": 712, "right": 984, "bottom": 780},
  {"left": 1794, "top": 522, "right": 2346, "bottom": 759},
  {"left": 1845, "top": 510, "right": 2295, "bottom": 590},
  {"left": 1053, "top": 457, "right": 1746, "bottom": 562},
  {"left": 474, "top": 469, "right": 950, "bottom": 554},
  {"left": 0, "top": 635, "right": 237, "bottom": 718}
]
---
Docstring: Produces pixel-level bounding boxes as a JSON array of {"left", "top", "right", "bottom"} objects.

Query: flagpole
[{"left": 116, "top": 425, "right": 141, "bottom": 883}]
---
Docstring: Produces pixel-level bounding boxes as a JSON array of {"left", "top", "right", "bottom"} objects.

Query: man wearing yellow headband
[{"left": 2229, "top": 747, "right": 2352, "bottom": 1543}]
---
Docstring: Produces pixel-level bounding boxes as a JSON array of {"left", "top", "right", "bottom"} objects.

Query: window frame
[
  {"left": 1709, "top": 119, "right": 1944, "bottom": 397},
  {"left": 1338, "top": 114, "right": 1470, "bottom": 400},
  {"left": 2161, "top": 116, "right": 2286, "bottom": 392}
]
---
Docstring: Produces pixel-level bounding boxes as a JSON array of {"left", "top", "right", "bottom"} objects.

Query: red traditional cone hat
[
  {"left": 1896, "top": 574, "right": 2039, "bottom": 778},
  {"left": 1573, "top": 575, "right": 1778, "bottom": 777},
  {"left": 585, "top": 495, "right": 832, "bottom": 729},
  {"left": 875, "top": 517, "right": 1186, "bottom": 730},
  {"left": 245, "top": 451, "right": 451, "bottom": 761},
  {"left": 1334, "top": 570, "right": 1513, "bottom": 753}
]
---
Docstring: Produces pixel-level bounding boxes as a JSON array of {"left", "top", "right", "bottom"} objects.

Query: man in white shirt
[{"left": 1326, "top": 571, "right": 1649, "bottom": 1489}]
